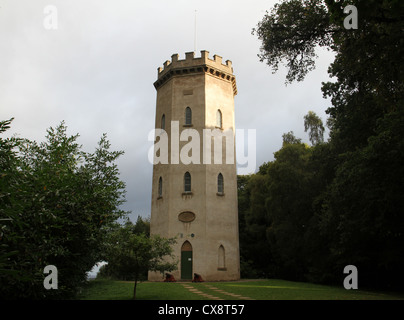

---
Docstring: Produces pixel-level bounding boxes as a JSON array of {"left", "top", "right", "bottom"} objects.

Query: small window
[
  {"left": 217, "top": 173, "right": 224, "bottom": 194},
  {"left": 185, "top": 107, "right": 192, "bottom": 125},
  {"left": 218, "top": 245, "right": 226, "bottom": 270},
  {"left": 184, "top": 172, "right": 191, "bottom": 192},
  {"left": 158, "top": 177, "right": 163, "bottom": 198},
  {"left": 216, "top": 109, "right": 222, "bottom": 128},
  {"left": 161, "top": 114, "right": 165, "bottom": 130}
]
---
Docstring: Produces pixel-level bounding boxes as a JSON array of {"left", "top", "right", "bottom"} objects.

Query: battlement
[
  {"left": 157, "top": 51, "right": 233, "bottom": 77},
  {"left": 154, "top": 50, "right": 237, "bottom": 95}
]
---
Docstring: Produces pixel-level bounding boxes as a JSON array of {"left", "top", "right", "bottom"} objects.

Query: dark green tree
[
  {"left": 253, "top": 0, "right": 404, "bottom": 288},
  {"left": 282, "top": 131, "right": 302, "bottom": 145},
  {"left": 252, "top": 0, "right": 334, "bottom": 83},
  {"left": 240, "top": 173, "right": 274, "bottom": 277},
  {"left": 265, "top": 139, "right": 316, "bottom": 280},
  {"left": 304, "top": 111, "right": 325, "bottom": 145},
  {"left": 0, "top": 119, "right": 23, "bottom": 286},
  {"left": 132, "top": 215, "right": 150, "bottom": 237},
  {"left": 0, "top": 120, "right": 127, "bottom": 299},
  {"left": 103, "top": 220, "right": 177, "bottom": 299}
]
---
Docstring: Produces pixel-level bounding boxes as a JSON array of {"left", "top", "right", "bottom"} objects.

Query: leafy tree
[
  {"left": 252, "top": 0, "right": 334, "bottom": 83},
  {"left": 237, "top": 175, "right": 252, "bottom": 277},
  {"left": 282, "top": 131, "right": 302, "bottom": 146},
  {"left": 238, "top": 124, "right": 334, "bottom": 283},
  {"left": 242, "top": 173, "right": 274, "bottom": 277},
  {"left": 265, "top": 140, "right": 315, "bottom": 280},
  {"left": 238, "top": 129, "right": 323, "bottom": 280},
  {"left": 0, "top": 118, "right": 23, "bottom": 285},
  {"left": 0, "top": 120, "right": 127, "bottom": 299},
  {"left": 103, "top": 220, "right": 177, "bottom": 299},
  {"left": 253, "top": 0, "right": 404, "bottom": 288},
  {"left": 304, "top": 111, "right": 325, "bottom": 145},
  {"left": 132, "top": 215, "right": 150, "bottom": 237},
  {"left": 253, "top": 0, "right": 404, "bottom": 150},
  {"left": 97, "top": 216, "right": 151, "bottom": 280},
  {"left": 320, "top": 109, "right": 404, "bottom": 288}
]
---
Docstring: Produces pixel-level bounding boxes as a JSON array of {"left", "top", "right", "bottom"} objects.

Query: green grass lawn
[
  {"left": 77, "top": 279, "right": 404, "bottom": 300},
  {"left": 78, "top": 279, "right": 202, "bottom": 300}
]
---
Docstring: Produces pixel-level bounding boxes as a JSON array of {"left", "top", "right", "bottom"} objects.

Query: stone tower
[{"left": 148, "top": 51, "right": 240, "bottom": 281}]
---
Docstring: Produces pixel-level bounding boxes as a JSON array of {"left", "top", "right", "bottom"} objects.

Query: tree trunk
[{"left": 133, "top": 274, "right": 138, "bottom": 300}]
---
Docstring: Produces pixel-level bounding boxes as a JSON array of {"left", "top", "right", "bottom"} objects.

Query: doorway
[{"left": 181, "top": 241, "right": 193, "bottom": 280}]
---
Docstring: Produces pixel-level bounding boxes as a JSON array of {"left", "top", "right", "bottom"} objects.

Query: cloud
[{"left": 0, "top": 0, "right": 335, "bottom": 221}]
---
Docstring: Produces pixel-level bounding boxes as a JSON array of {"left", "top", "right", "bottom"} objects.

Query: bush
[{"left": 0, "top": 119, "right": 127, "bottom": 299}]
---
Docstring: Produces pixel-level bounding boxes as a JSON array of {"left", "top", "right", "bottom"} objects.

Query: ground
[{"left": 78, "top": 279, "right": 404, "bottom": 300}]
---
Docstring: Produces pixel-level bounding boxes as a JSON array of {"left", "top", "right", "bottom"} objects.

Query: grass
[
  {"left": 77, "top": 279, "right": 404, "bottom": 300},
  {"left": 210, "top": 279, "right": 403, "bottom": 300}
]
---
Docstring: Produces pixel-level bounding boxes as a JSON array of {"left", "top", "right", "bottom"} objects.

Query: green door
[
  {"left": 181, "top": 251, "right": 192, "bottom": 280},
  {"left": 181, "top": 241, "right": 193, "bottom": 280}
]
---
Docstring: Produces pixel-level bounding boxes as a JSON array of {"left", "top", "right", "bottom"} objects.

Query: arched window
[
  {"left": 216, "top": 109, "right": 222, "bottom": 128},
  {"left": 218, "top": 245, "right": 226, "bottom": 269},
  {"left": 158, "top": 177, "right": 163, "bottom": 198},
  {"left": 185, "top": 107, "right": 192, "bottom": 125},
  {"left": 184, "top": 172, "right": 191, "bottom": 192},
  {"left": 217, "top": 173, "right": 224, "bottom": 194},
  {"left": 161, "top": 114, "right": 165, "bottom": 130}
]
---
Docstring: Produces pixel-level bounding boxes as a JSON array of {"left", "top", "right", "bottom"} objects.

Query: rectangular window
[
  {"left": 184, "top": 172, "right": 191, "bottom": 192},
  {"left": 217, "top": 173, "right": 224, "bottom": 194}
]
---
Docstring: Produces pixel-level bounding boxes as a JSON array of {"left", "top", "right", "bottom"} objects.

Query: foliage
[
  {"left": 132, "top": 215, "right": 151, "bottom": 237},
  {"left": 320, "top": 109, "right": 404, "bottom": 288},
  {"left": 281, "top": 131, "right": 302, "bottom": 146},
  {"left": 252, "top": 0, "right": 334, "bottom": 83},
  {"left": 238, "top": 126, "right": 324, "bottom": 281},
  {"left": 97, "top": 216, "right": 151, "bottom": 280},
  {"left": 304, "top": 111, "right": 325, "bottom": 145},
  {"left": 238, "top": 174, "right": 273, "bottom": 278},
  {"left": 244, "top": 0, "right": 404, "bottom": 289},
  {"left": 101, "top": 219, "right": 177, "bottom": 299},
  {"left": 0, "top": 120, "right": 127, "bottom": 299}
]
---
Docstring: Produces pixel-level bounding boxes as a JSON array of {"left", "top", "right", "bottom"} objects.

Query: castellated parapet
[{"left": 154, "top": 50, "right": 237, "bottom": 96}]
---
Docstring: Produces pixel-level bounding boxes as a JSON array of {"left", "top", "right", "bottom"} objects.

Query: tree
[
  {"left": 320, "top": 109, "right": 404, "bottom": 288},
  {"left": 253, "top": 0, "right": 404, "bottom": 150},
  {"left": 241, "top": 173, "right": 274, "bottom": 277},
  {"left": 304, "top": 111, "right": 325, "bottom": 145},
  {"left": 0, "top": 118, "right": 23, "bottom": 286},
  {"left": 97, "top": 216, "right": 151, "bottom": 280},
  {"left": 253, "top": 0, "right": 404, "bottom": 288},
  {"left": 265, "top": 140, "right": 316, "bottom": 280},
  {"left": 238, "top": 135, "right": 325, "bottom": 280},
  {"left": 104, "top": 221, "right": 177, "bottom": 299},
  {"left": 0, "top": 120, "right": 127, "bottom": 299},
  {"left": 282, "top": 131, "right": 302, "bottom": 146},
  {"left": 132, "top": 215, "right": 150, "bottom": 237},
  {"left": 252, "top": 0, "right": 334, "bottom": 83}
]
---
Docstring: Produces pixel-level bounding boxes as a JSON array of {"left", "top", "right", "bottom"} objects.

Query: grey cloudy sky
[{"left": 0, "top": 0, "right": 335, "bottom": 221}]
